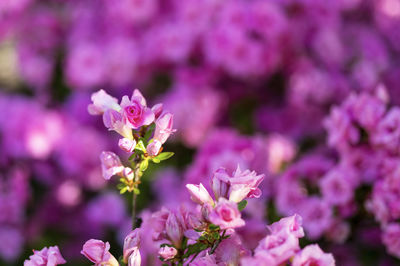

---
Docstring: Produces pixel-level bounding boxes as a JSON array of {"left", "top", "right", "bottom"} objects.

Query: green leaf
[
  {"left": 208, "top": 224, "right": 220, "bottom": 231},
  {"left": 152, "top": 157, "right": 161, "bottom": 163},
  {"left": 120, "top": 187, "right": 128, "bottom": 194},
  {"left": 155, "top": 152, "right": 174, "bottom": 161},
  {"left": 128, "top": 153, "right": 136, "bottom": 161},
  {"left": 133, "top": 187, "right": 140, "bottom": 195},
  {"left": 237, "top": 200, "right": 247, "bottom": 211},
  {"left": 140, "top": 159, "right": 149, "bottom": 171},
  {"left": 135, "top": 140, "right": 146, "bottom": 152},
  {"left": 183, "top": 242, "right": 209, "bottom": 258},
  {"left": 144, "top": 123, "right": 155, "bottom": 141}
]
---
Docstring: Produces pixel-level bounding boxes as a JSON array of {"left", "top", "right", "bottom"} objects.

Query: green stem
[
  {"left": 132, "top": 192, "right": 137, "bottom": 229},
  {"left": 210, "top": 230, "right": 226, "bottom": 254}
]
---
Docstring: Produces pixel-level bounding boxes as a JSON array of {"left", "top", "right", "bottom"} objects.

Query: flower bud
[
  {"left": 81, "top": 239, "right": 118, "bottom": 266},
  {"left": 128, "top": 248, "right": 141, "bottom": 266},
  {"left": 166, "top": 213, "right": 183, "bottom": 248},
  {"left": 211, "top": 168, "right": 230, "bottom": 200},
  {"left": 154, "top": 112, "right": 175, "bottom": 144},
  {"left": 158, "top": 246, "right": 177, "bottom": 261},
  {"left": 123, "top": 229, "right": 141, "bottom": 263},
  {"left": 186, "top": 183, "right": 214, "bottom": 206},
  {"left": 119, "top": 138, "right": 136, "bottom": 153},
  {"left": 123, "top": 167, "right": 134, "bottom": 181},
  {"left": 152, "top": 103, "right": 163, "bottom": 119},
  {"left": 147, "top": 140, "right": 162, "bottom": 156},
  {"left": 99, "top": 152, "right": 124, "bottom": 180},
  {"left": 88, "top": 89, "right": 121, "bottom": 115}
]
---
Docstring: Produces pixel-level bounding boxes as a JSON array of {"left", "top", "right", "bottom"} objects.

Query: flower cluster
[
  {"left": 89, "top": 89, "right": 175, "bottom": 195},
  {"left": 4, "top": 0, "right": 400, "bottom": 264}
]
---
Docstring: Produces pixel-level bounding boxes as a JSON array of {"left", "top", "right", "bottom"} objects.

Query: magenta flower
[
  {"left": 320, "top": 167, "right": 356, "bottom": 206},
  {"left": 24, "top": 246, "right": 66, "bottom": 266},
  {"left": 118, "top": 138, "right": 136, "bottom": 153},
  {"left": 373, "top": 107, "right": 400, "bottom": 154},
  {"left": 121, "top": 89, "right": 155, "bottom": 129},
  {"left": 209, "top": 198, "right": 245, "bottom": 230},
  {"left": 99, "top": 151, "right": 124, "bottom": 180},
  {"left": 382, "top": 223, "right": 400, "bottom": 258},
  {"left": 158, "top": 246, "right": 177, "bottom": 260},
  {"left": 81, "top": 239, "right": 118, "bottom": 266},
  {"left": 186, "top": 183, "right": 214, "bottom": 206},
  {"left": 123, "top": 229, "right": 141, "bottom": 263},
  {"left": 292, "top": 244, "right": 335, "bottom": 266},
  {"left": 88, "top": 89, "right": 121, "bottom": 115}
]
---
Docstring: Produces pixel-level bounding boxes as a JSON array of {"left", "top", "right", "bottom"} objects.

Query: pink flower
[
  {"left": 119, "top": 138, "right": 136, "bottom": 153},
  {"left": 209, "top": 198, "right": 245, "bottom": 230},
  {"left": 88, "top": 89, "right": 121, "bottom": 115},
  {"left": 127, "top": 248, "right": 141, "bottom": 266},
  {"left": 154, "top": 112, "right": 175, "bottom": 144},
  {"left": 24, "top": 246, "right": 66, "bottom": 266},
  {"left": 255, "top": 230, "right": 299, "bottom": 264},
  {"left": 292, "top": 244, "right": 335, "bottom": 266},
  {"left": 152, "top": 103, "right": 163, "bottom": 119},
  {"left": 121, "top": 89, "right": 155, "bottom": 129},
  {"left": 158, "top": 246, "right": 177, "bottom": 260},
  {"left": 166, "top": 213, "right": 184, "bottom": 247},
  {"left": 103, "top": 109, "right": 133, "bottom": 139},
  {"left": 211, "top": 167, "right": 231, "bottom": 200},
  {"left": 81, "top": 239, "right": 118, "bottom": 266},
  {"left": 268, "top": 214, "right": 304, "bottom": 239},
  {"left": 320, "top": 167, "right": 356, "bottom": 206},
  {"left": 99, "top": 151, "right": 124, "bottom": 180},
  {"left": 146, "top": 140, "right": 162, "bottom": 156},
  {"left": 123, "top": 229, "right": 141, "bottom": 263},
  {"left": 186, "top": 183, "right": 214, "bottom": 206},
  {"left": 211, "top": 166, "right": 264, "bottom": 203},
  {"left": 229, "top": 166, "right": 264, "bottom": 202}
]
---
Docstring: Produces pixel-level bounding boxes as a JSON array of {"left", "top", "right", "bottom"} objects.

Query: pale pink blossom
[
  {"left": 99, "top": 151, "right": 124, "bottom": 180},
  {"left": 166, "top": 213, "right": 184, "bottom": 247},
  {"left": 211, "top": 166, "right": 264, "bottom": 202},
  {"left": 24, "top": 246, "right": 66, "bottom": 266},
  {"left": 103, "top": 109, "right": 133, "bottom": 139},
  {"left": 146, "top": 140, "right": 162, "bottom": 156},
  {"left": 81, "top": 239, "right": 118, "bottom": 266},
  {"left": 268, "top": 214, "right": 305, "bottom": 239},
  {"left": 186, "top": 183, "right": 214, "bottom": 206},
  {"left": 292, "top": 244, "right": 335, "bottom": 266},
  {"left": 127, "top": 248, "right": 141, "bottom": 266},
  {"left": 118, "top": 138, "right": 136, "bottom": 153},
  {"left": 88, "top": 89, "right": 121, "bottom": 115},
  {"left": 123, "top": 229, "right": 141, "bottom": 264},
  {"left": 154, "top": 112, "right": 175, "bottom": 144},
  {"left": 209, "top": 198, "right": 245, "bottom": 230},
  {"left": 158, "top": 246, "right": 177, "bottom": 260}
]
